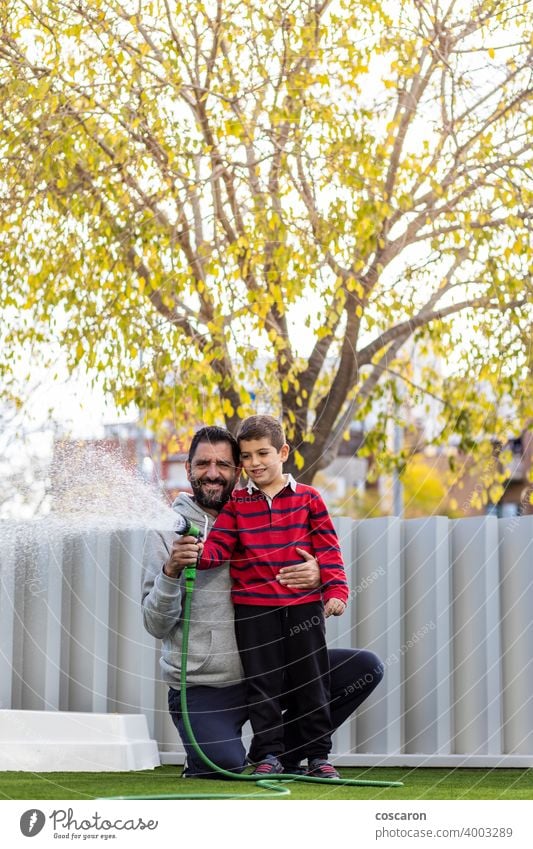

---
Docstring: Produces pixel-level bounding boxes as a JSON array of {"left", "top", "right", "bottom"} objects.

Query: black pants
[
  {"left": 169, "top": 647, "right": 385, "bottom": 777},
  {"left": 233, "top": 602, "right": 331, "bottom": 761}
]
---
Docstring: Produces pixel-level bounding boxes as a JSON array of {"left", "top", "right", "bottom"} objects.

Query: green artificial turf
[{"left": 0, "top": 766, "right": 532, "bottom": 800}]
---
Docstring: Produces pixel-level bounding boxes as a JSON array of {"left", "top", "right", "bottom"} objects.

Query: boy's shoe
[
  {"left": 306, "top": 758, "right": 340, "bottom": 779},
  {"left": 251, "top": 754, "right": 284, "bottom": 776}
]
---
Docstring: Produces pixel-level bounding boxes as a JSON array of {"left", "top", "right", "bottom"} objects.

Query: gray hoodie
[{"left": 141, "top": 493, "right": 244, "bottom": 688}]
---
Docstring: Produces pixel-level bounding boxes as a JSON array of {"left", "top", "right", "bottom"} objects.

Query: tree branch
[{"left": 358, "top": 296, "right": 529, "bottom": 366}]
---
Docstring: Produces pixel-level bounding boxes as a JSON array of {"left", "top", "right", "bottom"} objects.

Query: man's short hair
[
  {"left": 188, "top": 426, "right": 240, "bottom": 467},
  {"left": 236, "top": 415, "right": 286, "bottom": 451}
]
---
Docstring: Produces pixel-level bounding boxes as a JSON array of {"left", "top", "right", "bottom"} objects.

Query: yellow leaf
[
  {"left": 294, "top": 449, "right": 304, "bottom": 470},
  {"left": 489, "top": 484, "right": 504, "bottom": 503},
  {"left": 222, "top": 399, "right": 235, "bottom": 417}
]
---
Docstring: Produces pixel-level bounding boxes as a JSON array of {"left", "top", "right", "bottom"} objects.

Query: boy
[{"left": 195, "top": 415, "right": 348, "bottom": 778}]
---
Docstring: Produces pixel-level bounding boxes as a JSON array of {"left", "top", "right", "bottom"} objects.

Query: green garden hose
[{"left": 109, "top": 552, "right": 403, "bottom": 799}]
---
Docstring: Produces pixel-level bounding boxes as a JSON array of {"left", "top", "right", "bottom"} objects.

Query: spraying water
[
  {"left": 44, "top": 441, "right": 179, "bottom": 536},
  {"left": 0, "top": 441, "right": 182, "bottom": 601},
  {"left": 2, "top": 440, "right": 180, "bottom": 539}
]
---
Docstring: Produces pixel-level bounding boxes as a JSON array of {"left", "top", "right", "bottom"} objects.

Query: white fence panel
[
  {"left": 1, "top": 515, "right": 533, "bottom": 766},
  {"left": 352, "top": 516, "right": 402, "bottom": 755},
  {"left": 403, "top": 517, "right": 452, "bottom": 755},
  {"left": 499, "top": 517, "right": 533, "bottom": 755},
  {"left": 451, "top": 517, "right": 502, "bottom": 756}
]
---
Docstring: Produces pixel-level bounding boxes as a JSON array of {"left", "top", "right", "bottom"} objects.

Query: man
[{"left": 141, "top": 425, "right": 384, "bottom": 778}]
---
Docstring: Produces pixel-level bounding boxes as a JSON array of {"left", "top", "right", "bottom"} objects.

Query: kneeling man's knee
[{"left": 369, "top": 653, "right": 385, "bottom": 685}]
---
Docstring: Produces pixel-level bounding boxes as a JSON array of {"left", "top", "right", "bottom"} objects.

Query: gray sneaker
[
  {"left": 251, "top": 754, "right": 284, "bottom": 775},
  {"left": 306, "top": 758, "right": 340, "bottom": 779}
]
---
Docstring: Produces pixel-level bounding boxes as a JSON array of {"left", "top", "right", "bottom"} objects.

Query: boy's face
[{"left": 239, "top": 437, "right": 289, "bottom": 489}]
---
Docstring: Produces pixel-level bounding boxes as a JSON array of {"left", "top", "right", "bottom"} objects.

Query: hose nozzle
[
  {"left": 173, "top": 513, "right": 205, "bottom": 587},
  {"left": 174, "top": 513, "right": 202, "bottom": 540}
]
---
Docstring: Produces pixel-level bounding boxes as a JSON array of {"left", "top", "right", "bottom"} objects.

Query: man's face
[{"left": 186, "top": 441, "right": 240, "bottom": 511}]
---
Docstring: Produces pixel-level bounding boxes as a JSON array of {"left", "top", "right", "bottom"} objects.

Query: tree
[{"left": 0, "top": 0, "right": 531, "bottom": 481}]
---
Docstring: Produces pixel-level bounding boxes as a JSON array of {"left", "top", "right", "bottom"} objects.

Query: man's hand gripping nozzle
[{"left": 173, "top": 513, "right": 208, "bottom": 590}]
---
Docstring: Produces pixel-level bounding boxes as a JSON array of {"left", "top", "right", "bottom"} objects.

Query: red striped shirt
[{"left": 197, "top": 482, "right": 348, "bottom": 607}]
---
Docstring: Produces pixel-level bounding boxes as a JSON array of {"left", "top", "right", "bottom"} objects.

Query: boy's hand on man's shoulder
[{"left": 324, "top": 598, "right": 346, "bottom": 618}]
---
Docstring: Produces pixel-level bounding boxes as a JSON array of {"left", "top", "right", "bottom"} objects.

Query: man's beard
[{"left": 189, "top": 475, "right": 234, "bottom": 510}]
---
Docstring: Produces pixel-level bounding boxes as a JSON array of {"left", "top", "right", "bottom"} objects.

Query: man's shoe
[
  {"left": 306, "top": 758, "right": 340, "bottom": 779},
  {"left": 251, "top": 755, "right": 284, "bottom": 776}
]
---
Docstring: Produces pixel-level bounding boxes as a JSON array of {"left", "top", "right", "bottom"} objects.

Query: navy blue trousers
[{"left": 168, "top": 647, "right": 384, "bottom": 778}]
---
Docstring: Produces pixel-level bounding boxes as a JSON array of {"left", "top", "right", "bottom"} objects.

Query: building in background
[{"left": 52, "top": 420, "right": 533, "bottom": 520}]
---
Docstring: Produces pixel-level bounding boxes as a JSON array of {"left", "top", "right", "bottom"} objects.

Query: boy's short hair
[{"left": 236, "top": 415, "right": 286, "bottom": 450}]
